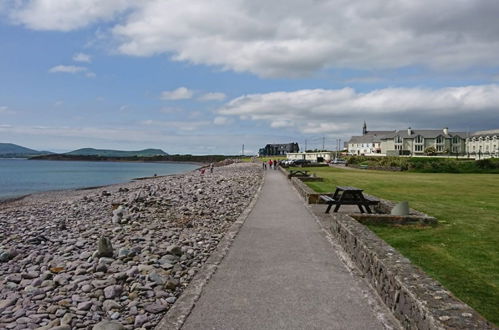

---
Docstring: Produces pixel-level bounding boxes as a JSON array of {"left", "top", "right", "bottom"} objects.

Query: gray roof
[
  {"left": 381, "top": 129, "right": 467, "bottom": 140},
  {"left": 471, "top": 129, "right": 499, "bottom": 137},
  {"left": 348, "top": 131, "right": 394, "bottom": 144}
]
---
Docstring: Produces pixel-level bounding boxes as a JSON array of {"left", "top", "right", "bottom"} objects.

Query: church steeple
[{"left": 362, "top": 121, "right": 367, "bottom": 135}]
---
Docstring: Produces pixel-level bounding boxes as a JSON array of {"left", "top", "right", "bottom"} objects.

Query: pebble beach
[{"left": 0, "top": 162, "right": 262, "bottom": 330}]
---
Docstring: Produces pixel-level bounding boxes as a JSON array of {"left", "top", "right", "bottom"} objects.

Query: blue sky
[{"left": 1, "top": 0, "right": 499, "bottom": 154}]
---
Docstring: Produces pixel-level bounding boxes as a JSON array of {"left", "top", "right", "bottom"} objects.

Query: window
[
  {"left": 452, "top": 136, "right": 460, "bottom": 143},
  {"left": 394, "top": 136, "right": 403, "bottom": 143},
  {"left": 436, "top": 136, "right": 444, "bottom": 144},
  {"left": 415, "top": 145, "right": 423, "bottom": 152},
  {"left": 437, "top": 145, "right": 444, "bottom": 152},
  {"left": 415, "top": 135, "right": 424, "bottom": 144},
  {"left": 395, "top": 145, "right": 402, "bottom": 150}
]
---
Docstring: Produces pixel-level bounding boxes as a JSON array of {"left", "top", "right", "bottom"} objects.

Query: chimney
[
  {"left": 407, "top": 127, "right": 412, "bottom": 136},
  {"left": 443, "top": 127, "right": 449, "bottom": 135}
]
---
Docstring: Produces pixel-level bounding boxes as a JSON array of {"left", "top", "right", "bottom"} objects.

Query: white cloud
[
  {"left": 218, "top": 85, "right": 499, "bottom": 134},
  {"left": 10, "top": 0, "right": 133, "bottom": 31},
  {"left": 199, "top": 92, "right": 227, "bottom": 102},
  {"left": 160, "top": 87, "right": 194, "bottom": 100},
  {"left": 8, "top": 1, "right": 499, "bottom": 77},
  {"left": 48, "top": 65, "right": 95, "bottom": 78},
  {"left": 0, "top": 106, "right": 8, "bottom": 113},
  {"left": 213, "top": 116, "right": 232, "bottom": 125},
  {"left": 110, "top": 0, "right": 499, "bottom": 77},
  {"left": 73, "top": 52, "right": 92, "bottom": 63},
  {"left": 49, "top": 65, "right": 87, "bottom": 74}
]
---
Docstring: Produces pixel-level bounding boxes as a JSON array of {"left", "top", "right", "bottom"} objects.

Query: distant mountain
[
  {"left": 0, "top": 143, "right": 52, "bottom": 158},
  {"left": 65, "top": 148, "right": 168, "bottom": 157}
]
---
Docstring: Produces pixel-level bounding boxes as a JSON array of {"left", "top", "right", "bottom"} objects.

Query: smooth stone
[
  {"left": 104, "top": 285, "right": 122, "bottom": 299},
  {"left": 134, "top": 314, "right": 148, "bottom": 328},
  {"left": 165, "top": 279, "right": 179, "bottom": 290},
  {"left": 92, "top": 320, "right": 125, "bottom": 330},
  {"left": 51, "top": 326, "right": 71, "bottom": 330},
  {"left": 148, "top": 271, "right": 166, "bottom": 285},
  {"left": 166, "top": 245, "right": 182, "bottom": 256},
  {"left": 60, "top": 312, "right": 74, "bottom": 326},
  {"left": 144, "top": 303, "right": 167, "bottom": 314},
  {"left": 77, "top": 301, "right": 93, "bottom": 311},
  {"left": 102, "top": 300, "right": 121, "bottom": 312},
  {"left": 97, "top": 237, "right": 114, "bottom": 258}
]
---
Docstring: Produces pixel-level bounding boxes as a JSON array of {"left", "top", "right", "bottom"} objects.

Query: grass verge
[{"left": 298, "top": 166, "right": 499, "bottom": 325}]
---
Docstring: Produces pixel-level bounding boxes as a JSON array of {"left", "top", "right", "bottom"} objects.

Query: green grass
[{"left": 298, "top": 166, "right": 499, "bottom": 325}]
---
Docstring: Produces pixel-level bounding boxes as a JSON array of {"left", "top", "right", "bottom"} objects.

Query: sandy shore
[{"left": 0, "top": 162, "right": 263, "bottom": 329}]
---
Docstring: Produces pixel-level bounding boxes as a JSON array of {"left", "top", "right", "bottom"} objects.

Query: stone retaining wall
[
  {"left": 350, "top": 213, "right": 437, "bottom": 225},
  {"left": 327, "top": 214, "right": 494, "bottom": 329}
]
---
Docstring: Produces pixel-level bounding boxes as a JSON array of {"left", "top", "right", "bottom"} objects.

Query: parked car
[
  {"left": 292, "top": 159, "right": 312, "bottom": 166},
  {"left": 332, "top": 158, "right": 347, "bottom": 164}
]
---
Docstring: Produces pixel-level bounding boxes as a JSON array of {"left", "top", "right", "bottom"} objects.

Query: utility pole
[
  {"left": 242, "top": 144, "right": 244, "bottom": 156},
  {"left": 305, "top": 139, "right": 307, "bottom": 151},
  {"left": 322, "top": 136, "right": 325, "bottom": 151}
]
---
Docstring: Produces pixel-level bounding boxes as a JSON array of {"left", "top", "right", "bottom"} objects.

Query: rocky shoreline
[{"left": 0, "top": 162, "right": 263, "bottom": 330}]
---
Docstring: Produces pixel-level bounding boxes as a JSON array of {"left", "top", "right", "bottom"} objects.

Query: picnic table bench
[
  {"left": 288, "top": 170, "right": 309, "bottom": 179},
  {"left": 320, "top": 186, "right": 379, "bottom": 214}
]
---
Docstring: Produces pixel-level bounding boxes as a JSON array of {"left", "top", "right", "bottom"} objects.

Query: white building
[
  {"left": 286, "top": 151, "right": 335, "bottom": 162},
  {"left": 347, "top": 122, "right": 395, "bottom": 155},
  {"left": 466, "top": 129, "right": 499, "bottom": 157}
]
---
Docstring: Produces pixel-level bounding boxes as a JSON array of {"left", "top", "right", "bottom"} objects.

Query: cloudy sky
[{"left": 1, "top": 0, "right": 499, "bottom": 154}]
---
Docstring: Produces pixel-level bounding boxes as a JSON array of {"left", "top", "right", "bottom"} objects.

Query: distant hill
[
  {"left": 65, "top": 148, "right": 168, "bottom": 157},
  {"left": 0, "top": 143, "right": 52, "bottom": 158}
]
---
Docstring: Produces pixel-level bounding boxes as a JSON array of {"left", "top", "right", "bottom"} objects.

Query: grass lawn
[{"left": 298, "top": 166, "right": 499, "bottom": 325}]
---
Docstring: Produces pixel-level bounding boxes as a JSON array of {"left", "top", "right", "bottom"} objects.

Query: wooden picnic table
[
  {"left": 320, "top": 186, "right": 379, "bottom": 214},
  {"left": 288, "top": 170, "right": 309, "bottom": 178}
]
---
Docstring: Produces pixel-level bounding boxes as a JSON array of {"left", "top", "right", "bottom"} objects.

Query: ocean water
[{"left": 0, "top": 159, "right": 199, "bottom": 200}]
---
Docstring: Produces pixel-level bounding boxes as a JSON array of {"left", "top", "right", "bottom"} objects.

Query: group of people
[
  {"left": 199, "top": 163, "right": 215, "bottom": 175},
  {"left": 263, "top": 159, "right": 279, "bottom": 170}
]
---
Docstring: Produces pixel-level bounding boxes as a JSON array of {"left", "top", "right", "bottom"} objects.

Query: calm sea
[{"left": 0, "top": 159, "right": 199, "bottom": 200}]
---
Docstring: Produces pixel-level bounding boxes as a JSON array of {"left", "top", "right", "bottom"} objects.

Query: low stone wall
[
  {"left": 289, "top": 177, "right": 324, "bottom": 204},
  {"left": 351, "top": 213, "right": 437, "bottom": 225},
  {"left": 327, "top": 213, "right": 495, "bottom": 329},
  {"left": 299, "top": 177, "right": 324, "bottom": 182}
]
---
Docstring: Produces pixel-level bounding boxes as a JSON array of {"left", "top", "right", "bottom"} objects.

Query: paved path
[{"left": 181, "top": 169, "right": 393, "bottom": 330}]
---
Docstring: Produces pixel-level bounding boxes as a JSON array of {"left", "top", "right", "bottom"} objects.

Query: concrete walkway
[{"left": 181, "top": 169, "right": 394, "bottom": 330}]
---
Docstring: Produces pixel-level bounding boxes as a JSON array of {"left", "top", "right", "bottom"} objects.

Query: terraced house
[
  {"left": 347, "top": 124, "right": 468, "bottom": 156},
  {"left": 466, "top": 129, "right": 499, "bottom": 157},
  {"left": 380, "top": 127, "right": 467, "bottom": 156}
]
